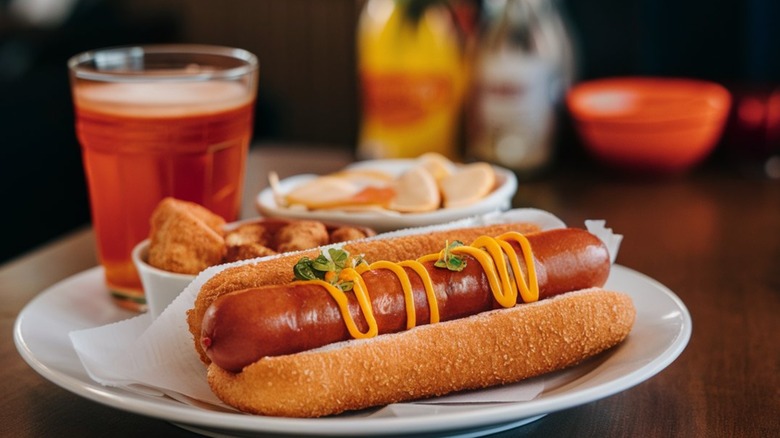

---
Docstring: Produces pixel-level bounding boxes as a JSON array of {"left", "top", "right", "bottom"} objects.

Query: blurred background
[{"left": 1, "top": 0, "right": 779, "bottom": 263}]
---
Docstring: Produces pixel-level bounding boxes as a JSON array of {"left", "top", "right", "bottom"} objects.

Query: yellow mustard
[{"left": 305, "top": 232, "right": 538, "bottom": 340}]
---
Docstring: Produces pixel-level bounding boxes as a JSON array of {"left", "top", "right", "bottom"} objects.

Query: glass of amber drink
[{"left": 68, "top": 45, "right": 258, "bottom": 311}]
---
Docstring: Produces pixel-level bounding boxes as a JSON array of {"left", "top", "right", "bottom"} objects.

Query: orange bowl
[{"left": 567, "top": 77, "right": 731, "bottom": 173}]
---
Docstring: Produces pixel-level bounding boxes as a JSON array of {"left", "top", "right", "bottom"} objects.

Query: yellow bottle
[{"left": 357, "top": 0, "right": 466, "bottom": 160}]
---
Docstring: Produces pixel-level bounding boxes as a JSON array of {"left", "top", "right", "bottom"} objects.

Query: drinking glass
[{"left": 68, "top": 45, "right": 259, "bottom": 311}]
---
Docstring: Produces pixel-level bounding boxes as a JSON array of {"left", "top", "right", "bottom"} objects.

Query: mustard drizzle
[{"left": 304, "top": 232, "right": 538, "bottom": 341}]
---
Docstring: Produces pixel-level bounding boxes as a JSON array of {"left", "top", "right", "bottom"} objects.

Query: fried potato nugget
[
  {"left": 224, "top": 223, "right": 277, "bottom": 263},
  {"left": 275, "top": 220, "right": 330, "bottom": 252},
  {"left": 147, "top": 198, "right": 227, "bottom": 275},
  {"left": 329, "top": 226, "right": 369, "bottom": 243}
]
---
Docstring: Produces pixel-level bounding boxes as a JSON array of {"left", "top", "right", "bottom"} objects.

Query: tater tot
[
  {"left": 275, "top": 220, "right": 329, "bottom": 253},
  {"left": 224, "top": 243, "right": 277, "bottom": 263},
  {"left": 225, "top": 223, "right": 273, "bottom": 248},
  {"left": 329, "top": 226, "right": 369, "bottom": 243}
]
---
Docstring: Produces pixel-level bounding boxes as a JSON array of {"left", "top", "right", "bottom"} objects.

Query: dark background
[{"left": 1, "top": 0, "right": 779, "bottom": 263}]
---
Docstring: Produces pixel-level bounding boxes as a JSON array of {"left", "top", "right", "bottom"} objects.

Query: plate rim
[{"left": 14, "top": 264, "right": 691, "bottom": 436}]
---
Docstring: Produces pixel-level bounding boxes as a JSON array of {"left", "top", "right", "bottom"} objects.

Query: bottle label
[
  {"left": 360, "top": 72, "right": 455, "bottom": 126},
  {"left": 477, "top": 54, "right": 555, "bottom": 125},
  {"left": 470, "top": 53, "right": 557, "bottom": 171}
]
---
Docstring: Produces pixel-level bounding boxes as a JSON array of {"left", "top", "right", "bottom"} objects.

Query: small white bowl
[
  {"left": 132, "top": 239, "right": 196, "bottom": 319},
  {"left": 256, "top": 160, "right": 518, "bottom": 232}
]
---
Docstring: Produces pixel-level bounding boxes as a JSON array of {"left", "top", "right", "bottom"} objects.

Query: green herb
[
  {"left": 293, "top": 248, "right": 365, "bottom": 290},
  {"left": 293, "top": 256, "right": 319, "bottom": 281},
  {"left": 434, "top": 240, "right": 466, "bottom": 272}
]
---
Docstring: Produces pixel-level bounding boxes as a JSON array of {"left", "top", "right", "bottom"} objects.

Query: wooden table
[{"left": 2, "top": 144, "right": 778, "bottom": 437}]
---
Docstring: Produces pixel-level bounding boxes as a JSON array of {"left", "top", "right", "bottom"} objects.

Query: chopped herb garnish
[
  {"left": 293, "top": 256, "right": 319, "bottom": 281},
  {"left": 434, "top": 240, "right": 467, "bottom": 271},
  {"left": 293, "top": 248, "right": 365, "bottom": 291}
]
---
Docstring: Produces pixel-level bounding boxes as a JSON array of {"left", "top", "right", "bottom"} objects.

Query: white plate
[
  {"left": 256, "top": 159, "right": 518, "bottom": 232},
  {"left": 14, "top": 265, "right": 690, "bottom": 437}
]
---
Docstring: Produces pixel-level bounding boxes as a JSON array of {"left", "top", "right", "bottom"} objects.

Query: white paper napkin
[{"left": 69, "top": 208, "right": 621, "bottom": 413}]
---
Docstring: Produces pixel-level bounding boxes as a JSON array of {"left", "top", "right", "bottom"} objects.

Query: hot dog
[
  {"left": 187, "top": 221, "right": 543, "bottom": 363},
  {"left": 193, "top": 227, "right": 635, "bottom": 417},
  {"left": 202, "top": 228, "right": 610, "bottom": 371}
]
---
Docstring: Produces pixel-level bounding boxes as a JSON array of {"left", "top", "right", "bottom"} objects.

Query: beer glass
[{"left": 68, "top": 45, "right": 258, "bottom": 311}]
